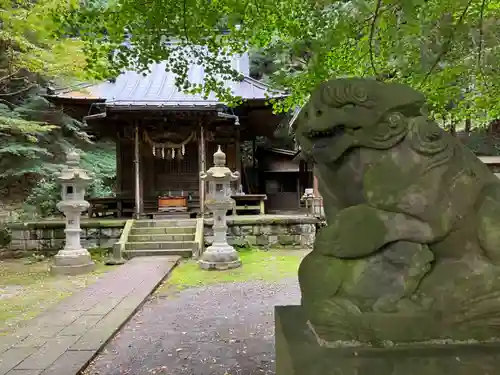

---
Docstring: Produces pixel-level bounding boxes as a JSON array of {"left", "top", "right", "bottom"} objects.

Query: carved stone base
[
  {"left": 105, "top": 243, "right": 126, "bottom": 266},
  {"left": 50, "top": 250, "right": 95, "bottom": 276},
  {"left": 198, "top": 244, "right": 242, "bottom": 270},
  {"left": 275, "top": 305, "right": 500, "bottom": 375},
  {"left": 198, "top": 258, "right": 242, "bottom": 270}
]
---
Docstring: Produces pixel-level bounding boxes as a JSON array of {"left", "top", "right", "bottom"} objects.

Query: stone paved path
[
  {"left": 82, "top": 278, "right": 301, "bottom": 375},
  {"left": 0, "top": 256, "right": 180, "bottom": 375}
]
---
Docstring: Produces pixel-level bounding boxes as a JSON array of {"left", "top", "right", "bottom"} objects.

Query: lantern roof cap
[
  {"left": 200, "top": 146, "right": 240, "bottom": 181},
  {"left": 57, "top": 150, "right": 92, "bottom": 182}
]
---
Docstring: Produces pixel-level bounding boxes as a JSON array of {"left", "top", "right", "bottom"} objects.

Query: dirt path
[{"left": 83, "top": 278, "right": 301, "bottom": 375}]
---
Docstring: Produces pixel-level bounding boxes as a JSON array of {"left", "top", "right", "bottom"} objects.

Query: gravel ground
[{"left": 83, "top": 277, "right": 301, "bottom": 375}]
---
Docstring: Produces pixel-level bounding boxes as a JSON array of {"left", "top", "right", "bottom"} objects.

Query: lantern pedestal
[
  {"left": 50, "top": 151, "right": 95, "bottom": 276},
  {"left": 51, "top": 205, "right": 95, "bottom": 275},
  {"left": 199, "top": 200, "right": 241, "bottom": 270},
  {"left": 51, "top": 253, "right": 95, "bottom": 275}
]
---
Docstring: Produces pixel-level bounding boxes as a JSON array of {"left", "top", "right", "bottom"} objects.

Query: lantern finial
[
  {"left": 66, "top": 149, "right": 80, "bottom": 166},
  {"left": 213, "top": 145, "right": 226, "bottom": 167}
]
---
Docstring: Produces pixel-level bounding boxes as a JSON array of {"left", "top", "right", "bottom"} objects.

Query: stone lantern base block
[
  {"left": 198, "top": 244, "right": 242, "bottom": 270},
  {"left": 199, "top": 258, "right": 242, "bottom": 270},
  {"left": 50, "top": 251, "right": 95, "bottom": 276}
]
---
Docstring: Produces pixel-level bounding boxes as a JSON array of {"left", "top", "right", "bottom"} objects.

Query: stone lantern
[
  {"left": 50, "top": 150, "right": 95, "bottom": 275},
  {"left": 199, "top": 146, "right": 241, "bottom": 270}
]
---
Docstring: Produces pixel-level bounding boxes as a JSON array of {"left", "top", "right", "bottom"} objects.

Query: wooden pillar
[
  {"left": 116, "top": 129, "right": 123, "bottom": 217},
  {"left": 134, "top": 122, "right": 142, "bottom": 218},
  {"left": 306, "top": 162, "right": 313, "bottom": 188},
  {"left": 252, "top": 137, "right": 256, "bottom": 169},
  {"left": 235, "top": 127, "right": 242, "bottom": 183},
  {"left": 139, "top": 131, "right": 145, "bottom": 216},
  {"left": 298, "top": 160, "right": 305, "bottom": 209},
  {"left": 198, "top": 123, "right": 206, "bottom": 216},
  {"left": 296, "top": 174, "right": 301, "bottom": 209},
  {"left": 313, "top": 165, "right": 320, "bottom": 198}
]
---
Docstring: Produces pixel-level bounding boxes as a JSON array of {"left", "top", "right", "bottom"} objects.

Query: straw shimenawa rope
[{"left": 143, "top": 130, "right": 195, "bottom": 159}]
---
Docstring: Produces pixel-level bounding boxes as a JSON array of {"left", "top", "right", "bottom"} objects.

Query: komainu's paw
[{"left": 315, "top": 205, "right": 388, "bottom": 258}]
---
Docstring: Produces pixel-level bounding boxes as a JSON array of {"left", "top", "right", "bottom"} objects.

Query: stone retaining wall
[
  {"left": 1, "top": 215, "right": 321, "bottom": 258},
  {"left": 203, "top": 215, "right": 319, "bottom": 249},
  {"left": 1, "top": 220, "right": 124, "bottom": 258}
]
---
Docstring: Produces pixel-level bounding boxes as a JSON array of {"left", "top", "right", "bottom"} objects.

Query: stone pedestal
[
  {"left": 51, "top": 206, "right": 95, "bottom": 275},
  {"left": 51, "top": 250, "right": 95, "bottom": 275},
  {"left": 105, "top": 242, "right": 126, "bottom": 266},
  {"left": 199, "top": 204, "right": 241, "bottom": 270},
  {"left": 275, "top": 305, "right": 500, "bottom": 375}
]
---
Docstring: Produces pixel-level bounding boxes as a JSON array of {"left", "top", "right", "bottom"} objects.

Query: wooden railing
[{"left": 87, "top": 195, "right": 201, "bottom": 218}]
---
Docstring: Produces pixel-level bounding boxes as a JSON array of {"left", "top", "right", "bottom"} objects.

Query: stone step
[
  {"left": 125, "top": 241, "right": 196, "bottom": 251},
  {"left": 130, "top": 226, "right": 196, "bottom": 235},
  {"left": 134, "top": 219, "right": 196, "bottom": 228},
  {"left": 127, "top": 234, "right": 195, "bottom": 242},
  {"left": 151, "top": 213, "right": 191, "bottom": 220},
  {"left": 123, "top": 249, "right": 192, "bottom": 258}
]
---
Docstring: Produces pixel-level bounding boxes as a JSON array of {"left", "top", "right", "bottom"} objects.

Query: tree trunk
[{"left": 465, "top": 118, "right": 472, "bottom": 135}]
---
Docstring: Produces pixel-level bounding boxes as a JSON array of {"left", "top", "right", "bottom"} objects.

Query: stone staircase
[{"left": 123, "top": 219, "right": 197, "bottom": 259}]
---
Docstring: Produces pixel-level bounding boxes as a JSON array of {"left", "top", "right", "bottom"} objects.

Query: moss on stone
[{"left": 7, "top": 219, "right": 126, "bottom": 230}]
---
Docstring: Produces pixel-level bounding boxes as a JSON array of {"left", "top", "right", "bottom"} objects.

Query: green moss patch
[
  {"left": 156, "top": 249, "right": 308, "bottom": 295},
  {"left": 0, "top": 258, "right": 116, "bottom": 336}
]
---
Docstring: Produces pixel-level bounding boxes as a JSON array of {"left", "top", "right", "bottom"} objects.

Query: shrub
[{"left": 0, "top": 224, "right": 12, "bottom": 248}]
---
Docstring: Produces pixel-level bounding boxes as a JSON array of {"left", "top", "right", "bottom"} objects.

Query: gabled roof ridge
[{"left": 241, "top": 75, "right": 286, "bottom": 95}]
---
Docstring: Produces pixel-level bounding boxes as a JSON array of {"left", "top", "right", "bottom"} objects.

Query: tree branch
[
  {"left": 477, "top": 0, "right": 487, "bottom": 68},
  {"left": 183, "top": 0, "right": 190, "bottom": 44},
  {"left": 0, "top": 83, "right": 37, "bottom": 97},
  {"left": 368, "top": 0, "right": 383, "bottom": 77},
  {"left": 0, "top": 98, "right": 16, "bottom": 109},
  {"left": 420, "top": 0, "right": 474, "bottom": 86},
  {"left": 0, "top": 69, "right": 21, "bottom": 84}
]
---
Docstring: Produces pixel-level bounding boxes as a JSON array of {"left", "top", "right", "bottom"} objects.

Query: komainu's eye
[{"left": 316, "top": 109, "right": 323, "bottom": 116}]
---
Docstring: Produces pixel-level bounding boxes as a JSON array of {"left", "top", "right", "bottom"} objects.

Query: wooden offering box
[{"left": 158, "top": 196, "right": 188, "bottom": 211}]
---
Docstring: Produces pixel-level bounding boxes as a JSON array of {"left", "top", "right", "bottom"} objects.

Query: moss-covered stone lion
[{"left": 295, "top": 78, "right": 500, "bottom": 344}]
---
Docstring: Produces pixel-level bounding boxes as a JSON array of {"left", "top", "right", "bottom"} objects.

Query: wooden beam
[
  {"left": 198, "top": 122, "right": 206, "bottom": 216},
  {"left": 134, "top": 122, "right": 142, "bottom": 218}
]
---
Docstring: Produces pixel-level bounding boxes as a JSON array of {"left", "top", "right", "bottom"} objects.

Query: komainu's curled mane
[{"left": 295, "top": 78, "right": 500, "bottom": 344}]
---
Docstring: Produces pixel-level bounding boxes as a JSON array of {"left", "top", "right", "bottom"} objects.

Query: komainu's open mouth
[
  {"left": 307, "top": 125, "right": 346, "bottom": 141},
  {"left": 306, "top": 125, "right": 346, "bottom": 151}
]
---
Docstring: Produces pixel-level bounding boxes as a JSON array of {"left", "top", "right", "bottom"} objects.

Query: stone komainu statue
[{"left": 295, "top": 78, "right": 500, "bottom": 344}]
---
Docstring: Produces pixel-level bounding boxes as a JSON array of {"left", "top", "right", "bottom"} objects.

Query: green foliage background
[
  {"left": 0, "top": 0, "right": 115, "bottom": 219},
  {"left": 4, "top": 0, "right": 500, "bottom": 221},
  {"left": 52, "top": 0, "right": 500, "bottom": 124}
]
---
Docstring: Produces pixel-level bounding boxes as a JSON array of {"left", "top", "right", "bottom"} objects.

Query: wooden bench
[
  {"left": 479, "top": 156, "right": 500, "bottom": 179},
  {"left": 230, "top": 194, "right": 267, "bottom": 215},
  {"left": 87, "top": 197, "right": 120, "bottom": 218}
]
